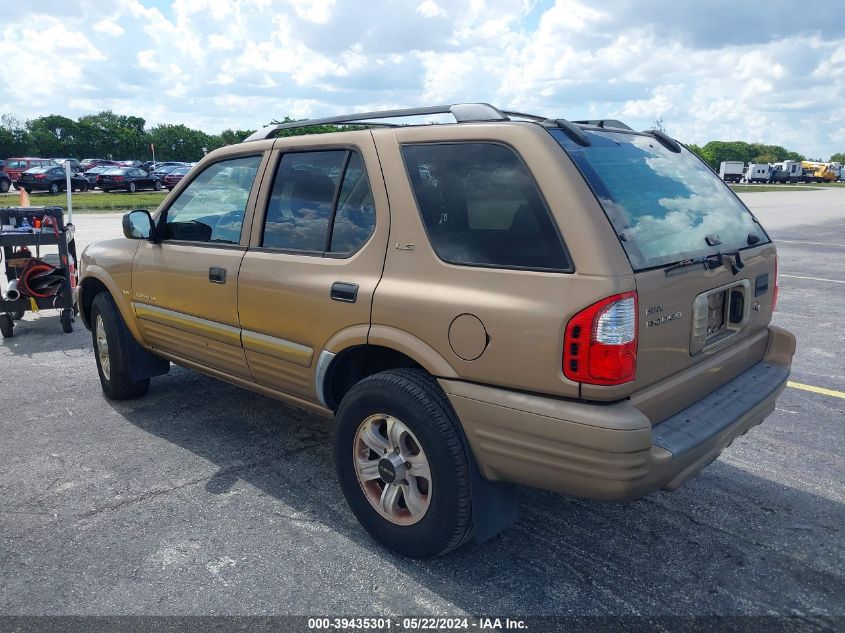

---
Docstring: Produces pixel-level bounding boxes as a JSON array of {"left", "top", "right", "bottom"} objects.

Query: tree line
[{"left": 1, "top": 110, "right": 841, "bottom": 167}]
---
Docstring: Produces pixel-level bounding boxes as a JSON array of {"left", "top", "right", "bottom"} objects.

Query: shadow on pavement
[{"left": 110, "top": 367, "right": 844, "bottom": 616}]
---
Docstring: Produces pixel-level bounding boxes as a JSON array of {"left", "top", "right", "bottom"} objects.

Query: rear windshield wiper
[{"left": 664, "top": 250, "right": 744, "bottom": 276}]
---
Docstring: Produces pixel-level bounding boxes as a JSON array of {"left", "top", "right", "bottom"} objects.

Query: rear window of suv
[
  {"left": 551, "top": 129, "right": 768, "bottom": 271},
  {"left": 402, "top": 143, "right": 570, "bottom": 272}
]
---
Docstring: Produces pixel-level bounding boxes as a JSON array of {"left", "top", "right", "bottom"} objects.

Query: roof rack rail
[
  {"left": 541, "top": 118, "right": 591, "bottom": 147},
  {"left": 573, "top": 119, "right": 633, "bottom": 131},
  {"left": 644, "top": 129, "right": 681, "bottom": 153},
  {"left": 243, "top": 103, "right": 510, "bottom": 142}
]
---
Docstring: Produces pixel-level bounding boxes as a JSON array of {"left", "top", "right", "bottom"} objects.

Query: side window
[
  {"left": 329, "top": 153, "right": 375, "bottom": 254},
  {"left": 163, "top": 154, "right": 262, "bottom": 244},
  {"left": 262, "top": 150, "right": 375, "bottom": 254},
  {"left": 401, "top": 143, "right": 570, "bottom": 271}
]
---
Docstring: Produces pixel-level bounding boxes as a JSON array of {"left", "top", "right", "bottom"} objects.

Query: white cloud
[
  {"left": 417, "top": 1, "right": 448, "bottom": 19},
  {"left": 0, "top": 0, "right": 842, "bottom": 159},
  {"left": 92, "top": 19, "right": 124, "bottom": 37}
]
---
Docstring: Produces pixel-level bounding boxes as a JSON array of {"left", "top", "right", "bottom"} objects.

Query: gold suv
[{"left": 77, "top": 103, "right": 795, "bottom": 558}]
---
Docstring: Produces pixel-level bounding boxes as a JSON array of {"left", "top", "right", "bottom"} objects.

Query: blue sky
[{"left": 1, "top": 0, "right": 843, "bottom": 158}]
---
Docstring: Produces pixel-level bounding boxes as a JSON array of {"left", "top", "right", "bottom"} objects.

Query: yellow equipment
[{"left": 801, "top": 161, "right": 837, "bottom": 183}]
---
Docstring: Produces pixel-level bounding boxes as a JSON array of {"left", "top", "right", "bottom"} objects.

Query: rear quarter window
[{"left": 402, "top": 143, "right": 570, "bottom": 272}]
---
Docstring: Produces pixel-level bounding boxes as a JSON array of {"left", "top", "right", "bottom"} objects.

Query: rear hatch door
[{"left": 550, "top": 128, "right": 778, "bottom": 421}]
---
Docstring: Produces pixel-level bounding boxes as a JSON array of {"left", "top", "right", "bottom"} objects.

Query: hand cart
[{"left": 0, "top": 206, "right": 78, "bottom": 338}]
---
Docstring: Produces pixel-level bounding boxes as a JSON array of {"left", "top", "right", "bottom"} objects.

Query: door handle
[
  {"left": 330, "top": 281, "right": 358, "bottom": 303},
  {"left": 209, "top": 267, "right": 227, "bottom": 284}
]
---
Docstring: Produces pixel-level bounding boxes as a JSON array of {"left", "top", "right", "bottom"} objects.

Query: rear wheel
[
  {"left": 60, "top": 309, "right": 73, "bottom": 333},
  {"left": 48, "top": 182, "right": 60, "bottom": 194},
  {"left": 91, "top": 293, "right": 149, "bottom": 399},
  {"left": 334, "top": 368, "right": 474, "bottom": 558},
  {"left": 0, "top": 314, "right": 13, "bottom": 338},
  {"left": 153, "top": 180, "right": 162, "bottom": 191}
]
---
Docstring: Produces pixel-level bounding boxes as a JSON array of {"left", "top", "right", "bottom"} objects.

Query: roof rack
[
  {"left": 243, "top": 103, "right": 511, "bottom": 142},
  {"left": 572, "top": 119, "right": 633, "bottom": 131}
]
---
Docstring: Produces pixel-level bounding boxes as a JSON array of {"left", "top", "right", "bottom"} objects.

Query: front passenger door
[{"left": 131, "top": 153, "right": 267, "bottom": 380}]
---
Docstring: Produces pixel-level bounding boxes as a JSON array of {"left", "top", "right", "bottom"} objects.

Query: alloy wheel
[{"left": 353, "top": 414, "right": 433, "bottom": 526}]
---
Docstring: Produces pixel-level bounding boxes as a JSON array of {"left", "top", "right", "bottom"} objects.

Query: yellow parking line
[
  {"left": 780, "top": 274, "right": 845, "bottom": 284},
  {"left": 787, "top": 381, "right": 845, "bottom": 400}
]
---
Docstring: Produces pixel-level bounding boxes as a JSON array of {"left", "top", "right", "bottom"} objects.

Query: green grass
[{"left": 19, "top": 191, "right": 168, "bottom": 213}]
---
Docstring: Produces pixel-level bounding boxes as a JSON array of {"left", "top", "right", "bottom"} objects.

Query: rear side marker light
[{"left": 564, "top": 291, "right": 638, "bottom": 386}]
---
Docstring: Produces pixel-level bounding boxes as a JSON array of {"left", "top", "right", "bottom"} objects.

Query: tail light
[
  {"left": 113, "top": 176, "right": 124, "bottom": 181},
  {"left": 34, "top": 174, "right": 45, "bottom": 180},
  {"left": 773, "top": 254, "right": 779, "bottom": 311},
  {"left": 564, "top": 291, "right": 638, "bottom": 385}
]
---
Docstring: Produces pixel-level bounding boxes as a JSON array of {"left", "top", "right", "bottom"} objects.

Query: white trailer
[
  {"left": 744, "top": 163, "right": 772, "bottom": 184},
  {"left": 719, "top": 161, "right": 744, "bottom": 183},
  {"left": 770, "top": 160, "right": 804, "bottom": 183}
]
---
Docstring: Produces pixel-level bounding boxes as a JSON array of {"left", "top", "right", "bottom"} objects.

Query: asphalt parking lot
[{"left": 0, "top": 190, "right": 843, "bottom": 620}]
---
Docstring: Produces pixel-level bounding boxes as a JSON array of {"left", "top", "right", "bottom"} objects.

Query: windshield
[{"left": 550, "top": 128, "right": 769, "bottom": 271}]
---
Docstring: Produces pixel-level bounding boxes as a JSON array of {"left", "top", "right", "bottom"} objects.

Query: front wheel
[
  {"left": 127, "top": 182, "right": 137, "bottom": 193},
  {"left": 91, "top": 293, "right": 149, "bottom": 399},
  {"left": 153, "top": 180, "right": 162, "bottom": 191},
  {"left": 334, "top": 369, "right": 474, "bottom": 558},
  {"left": 48, "top": 182, "right": 60, "bottom": 194},
  {"left": 81, "top": 182, "right": 90, "bottom": 192}
]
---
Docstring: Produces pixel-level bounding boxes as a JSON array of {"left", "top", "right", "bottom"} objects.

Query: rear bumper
[{"left": 440, "top": 325, "right": 795, "bottom": 501}]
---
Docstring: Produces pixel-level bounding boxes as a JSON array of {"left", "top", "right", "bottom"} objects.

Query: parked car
[
  {"left": 150, "top": 164, "right": 182, "bottom": 181},
  {"left": 162, "top": 166, "right": 191, "bottom": 189},
  {"left": 17, "top": 166, "right": 91, "bottom": 193},
  {"left": 81, "top": 158, "right": 119, "bottom": 171},
  {"left": 97, "top": 167, "right": 162, "bottom": 192},
  {"left": 4, "top": 157, "right": 59, "bottom": 184},
  {"left": 0, "top": 170, "right": 11, "bottom": 193},
  {"left": 81, "top": 165, "right": 113, "bottom": 187},
  {"left": 118, "top": 160, "right": 143, "bottom": 168},
  {"left": 77, "top": 103, "right": 794, "bottom": 559},
  {"left": 53, "top": 158, "right": 82, "bottom": 173}
]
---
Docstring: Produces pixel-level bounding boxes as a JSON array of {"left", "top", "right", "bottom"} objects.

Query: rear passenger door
[{"left": 237, "top": 132, "right": 389, "bottom": 403}]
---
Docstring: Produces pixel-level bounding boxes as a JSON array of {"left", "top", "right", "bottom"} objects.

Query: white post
[
  {"left": 151, "top": 143, "right": 156, "bottom": 165},
  {"left": 64, "top": 161, "right": 73, "bottom": 225}
]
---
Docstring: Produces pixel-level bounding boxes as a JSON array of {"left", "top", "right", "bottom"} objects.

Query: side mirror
[{"left": 123, "top": 209, "right": 155, "bottom": 241}]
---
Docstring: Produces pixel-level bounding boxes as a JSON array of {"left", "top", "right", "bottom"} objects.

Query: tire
[
  {"left": 0, "top": 314, "right": 13, "bottom": 339},
  {"left": 24, "top": 187, "right": 31, "bottom": 194},
  {"left": 10, "top": 310, "right": 24, "bottom": 321},
  {"left": 334, "top": 368, "right": 474, "bottom": 558},
  {"left": 60, "top": 308, "right": 74, "bottom": 333},
  {"left": 81, "top": 182, "right": 90, "bottom": 192},
  {"left": 153, "top": 180, "right": 162, "bottom": 191},
  {"left": 0, "top": 178, "right": 9, "bottom": 193},
  {"left": 90, "top": 293, "right": 149, "bottom": 400},
  {"left": 128, "top": 182, "right": 137, "bottom": 193},
  {"left": 48, "top": 182, "right": 60, "bottom": 194}
]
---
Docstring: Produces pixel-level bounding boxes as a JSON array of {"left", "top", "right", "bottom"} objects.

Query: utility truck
[{"left": 718, "top": 161, "right": 744, "bottom": 183}]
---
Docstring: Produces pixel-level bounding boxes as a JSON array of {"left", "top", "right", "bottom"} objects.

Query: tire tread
[{"left": 339, "top": 368, "right": 474, "bottom": 556}]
